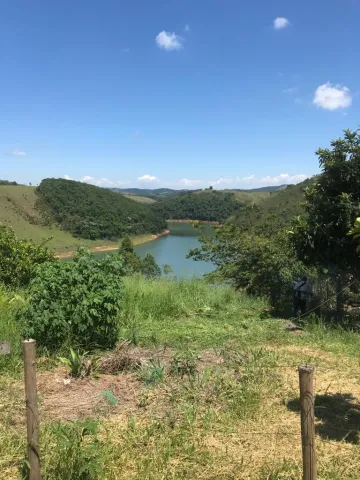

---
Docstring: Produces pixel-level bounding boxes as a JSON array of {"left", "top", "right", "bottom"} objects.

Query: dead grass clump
[{"left": 98, "top": 340, "right": 147, "bottom": 374}]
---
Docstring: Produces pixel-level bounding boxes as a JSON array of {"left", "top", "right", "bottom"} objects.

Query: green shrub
[
  {"left": 20, "top": 248, "right": 125, "bottom": 350},
  {"left": 0, "top": 223, "right": 55, "bottom": 288}
]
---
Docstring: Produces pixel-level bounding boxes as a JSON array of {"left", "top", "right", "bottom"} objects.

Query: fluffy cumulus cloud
[
  {"left": 63, "top": 175, "right": 73, "bottom": 180},
  {"left": 138, "top": 174, "right": 158, "bottom": 182},
  {"left": 10, "top": 148, "right": 27, "bottom": 157},
  {"left": 313, "top": 82, "right": 352, "bottom": 110},
  {"left": 273, "top": 17, "right": 290, "bottom": 30},
  {"left": 156, "top": 31, "right": 183, "bottom": 51}
]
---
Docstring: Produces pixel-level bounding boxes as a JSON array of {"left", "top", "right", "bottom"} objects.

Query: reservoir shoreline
[{"left": 55, "top": 229, "right": 170, "bottom": 259}]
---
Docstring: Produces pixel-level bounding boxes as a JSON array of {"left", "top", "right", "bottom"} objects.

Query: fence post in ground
[
  {"left": 298, "top": 365, "right": 317, "bottom": 480},
  {"left": 23, "top": 339, "right": 42, "bottom": 480}
]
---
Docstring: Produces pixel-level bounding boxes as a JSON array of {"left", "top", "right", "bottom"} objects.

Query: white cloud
[
  {"left": 273, "top": 17, "right": 290, "bottom": 30},
  {"left": 156, "top": 31, "right": 183, "bottom": 51},
  {"left": 80, "top": 176, "right": 116, "bottom": 187},
  {"left": 138, "top": 174, "right": 158, "bottom": 182},
  {"left": 258, "top": 173, "right": 309, "bottom": 185},
  {"left": 63, "top": 175, "right": 73, "bottom": 180},
  {"left": 184, "top": 24, "right": 190, "bottom": 32},
  {"left": 178, "top": 178, "right": 202, "bottom": 187},
  {"left": 313, "top": 82, "right": 352, "bottom": 110},
  {"left": 10, "top": 148, "right": 27, "bottom": 157}
]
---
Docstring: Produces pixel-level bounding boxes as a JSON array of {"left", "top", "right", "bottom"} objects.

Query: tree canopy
[
  {"left": 36, "top": 178, "right": 166, "bottom": 240},
  {"left": 290, "top": 129, "right": 360, "bottom": 275},
  {"left": 150, "top": 190, "right": 241, "bottom": 222}
]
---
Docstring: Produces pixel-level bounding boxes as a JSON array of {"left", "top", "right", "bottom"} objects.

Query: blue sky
[{"left": 1, "top": 0, "right": 359, "bottom": 189}]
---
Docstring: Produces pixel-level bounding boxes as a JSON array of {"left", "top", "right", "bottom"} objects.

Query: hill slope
[
  {"left": 228, "top": 179, "right": 313, "bottom": 229},
  {"left": 150, "top": 190, "right": 242, "bottom": 222},
  {"left": 37, "top": 178, "right": 166, "bottom": 240}
]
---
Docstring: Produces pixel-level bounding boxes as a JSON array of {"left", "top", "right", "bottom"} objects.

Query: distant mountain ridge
[{"left": 113, "top": 184, "right": 288, "bottom": 199}]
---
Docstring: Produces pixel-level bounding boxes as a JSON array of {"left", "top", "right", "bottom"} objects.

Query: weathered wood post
[
  {"left": 298, "top": 365, "right": 317, "bottom": 480},
  {"left": 23, "top": 339, "right": 42, "bottom": 480}
]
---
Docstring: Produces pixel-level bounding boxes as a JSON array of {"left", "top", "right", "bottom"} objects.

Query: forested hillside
[
  {"left": 150, "top": 190, "right": 241, "bottom": 222},
  {"left": 228, "top": 179, "right": 312, "bottom": 231},
  {"left": 36, "top": 178, "right": 166, "bottom": 240}
]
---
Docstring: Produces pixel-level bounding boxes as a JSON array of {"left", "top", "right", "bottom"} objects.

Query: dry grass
[{"left": 3, "top": 342, "right": 360, "bottom": 479}]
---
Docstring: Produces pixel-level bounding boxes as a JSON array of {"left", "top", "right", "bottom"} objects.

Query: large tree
[{"left": 290, "top": 129, "right": 360, "bottom": 312}]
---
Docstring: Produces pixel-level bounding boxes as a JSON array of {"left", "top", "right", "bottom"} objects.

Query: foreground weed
[
  {"left": 42, "top": 420, "right": 102, "bottom": 480},
  {"left": 170, "top": 351, "right": 200, "bottom": 379},
  {"left": 59, "top": 348, "right": 99, "bottom": 378},
  {"left": 138, "top": 358, "right": 165, "bottom": 385}
]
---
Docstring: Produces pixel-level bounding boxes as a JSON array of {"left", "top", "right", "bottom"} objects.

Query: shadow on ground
[{"left": 287, "top": 393, "right": 360, "bottom": 444}]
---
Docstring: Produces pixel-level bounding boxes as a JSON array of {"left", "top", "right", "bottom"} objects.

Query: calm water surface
[
  {"left": 135, "top": 222, "right": 214, "bottom": 278},
  {"left": 93, "top": 221, "right": 214, "bottom": 278}
]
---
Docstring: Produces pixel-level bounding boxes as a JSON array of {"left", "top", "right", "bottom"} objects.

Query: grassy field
[
  {"left": 123, "top": 194, "right": 157, "bottom": 204},
  {"left": 0, "top": 185, "right": 156, "bottom": 254},
  {"left": 1, "top": 278, "right": 360, "bottom": 479}
]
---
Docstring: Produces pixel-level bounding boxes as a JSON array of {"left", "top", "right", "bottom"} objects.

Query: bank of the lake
[{"left": 55, "top": 230, "right": 170, "bottom": 259}]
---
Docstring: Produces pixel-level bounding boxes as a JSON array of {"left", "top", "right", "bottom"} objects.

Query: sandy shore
[{"left": 55, "top": 229, "right": 170, "bottom": 259}]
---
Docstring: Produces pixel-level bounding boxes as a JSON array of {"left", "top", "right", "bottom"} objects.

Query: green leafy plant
[
  {"left": 0, "top": 223, "right": 55, "bottom": 288},
  {"left": 20, "top": 248, "right": 125, "bottom": 350},
  {"left": 138, "top": 358, "right": 165, "bottom": 385},
  {"left": 58, "top": 348, "right": 98, "bottom": 378}
]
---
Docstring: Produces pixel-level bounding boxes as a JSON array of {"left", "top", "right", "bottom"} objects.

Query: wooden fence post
[
  {"left": 298, "top": 365, "right": 317, "bottom": 480},
  {"left": 23, "top": 339, "right": 42, "bottom": 480}
]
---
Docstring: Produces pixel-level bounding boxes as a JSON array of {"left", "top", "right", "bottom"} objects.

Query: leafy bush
[
  {"left": 20, "top": 248, "right": 125, "bottom": 350},
  {"left": 0, "top": 223, "right": 55, "bottom": 287}
]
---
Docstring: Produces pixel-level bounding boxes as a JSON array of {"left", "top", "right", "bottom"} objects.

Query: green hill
[
  {"left": 0, "top": 184, "right": 94, "bottom": 249},
  {"left": 228, "top": 179, "right": 313, "bottom": 230},
  {"left": 150, "top": 190, "right": 242, "bottom": 222},
  {"left": 36, "top": 178, "right": 166, "bottom": 240}
]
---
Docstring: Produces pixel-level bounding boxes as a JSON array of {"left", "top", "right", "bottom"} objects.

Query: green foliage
[
  {"left": 42, "top": 420, "right": 102, "bottom": 480},
  {"left": 141, "top": 253, "right": 161, "bottom": 278},
  {"left": 189, "top": 224, "right": 310, "bottom": 310},
  {"left": 36, "top": 178, "right": 166, "bottom": 240},
  {"left": 349, "top": 217, "right": 360, "bottom": 252},
  {"left": 20, "top": 248, "right": 125, "bottom": 350},
  {"left": 0, "top": 179, "right": 18, "bottom": 186},
  {"left": 291, "top": 129, "right": 360, "bottom": 274},
  {"left": 118, "top": 236, "right": 161, "bottom": 277},
  {"left": 0, "top": 223, "right": 55, "bottom": 288},
  {"left": 58, "top": 348, "right": 99, "bottom": 378},
  {"left": 229, "top": 180, "right": 311, "bottom": 230},
  {"left": 118, "top": 235, "right": 143, "bottom": 274},
  {"left": 163, "top": 264, "right": 173, "bottom": 275},
  {"left": 138, "top": 358, "right": 165, "bottom": 384},
  {"left": 150, "top": 190, "right": 241, "bottom": 222}
]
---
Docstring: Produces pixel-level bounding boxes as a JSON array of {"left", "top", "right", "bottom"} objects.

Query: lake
[{"left": 95, "top": 221, "right": 214, "bottom": 278}]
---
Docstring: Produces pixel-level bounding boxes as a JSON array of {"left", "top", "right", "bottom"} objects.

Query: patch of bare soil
[{"left": 37, "top": 367, "right": 140, "bottom": 420}]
